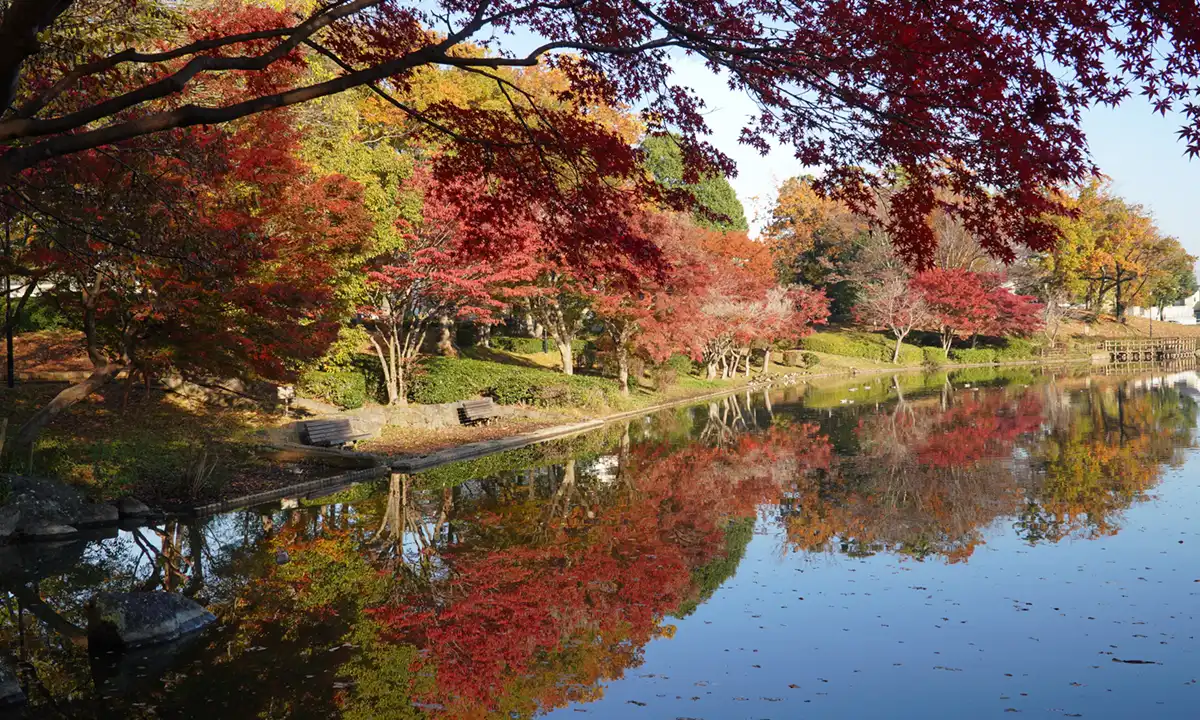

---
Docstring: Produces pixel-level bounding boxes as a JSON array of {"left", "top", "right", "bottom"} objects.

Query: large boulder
[
  {"left": 0, "top": 475, "right": 124, "bottom": 542},
  {"left": 88, "top": 592, "right": 216, "bottom": 650},
  {"left": 115, "top": 497, "right": 152, "bottom": 519},
  {"left": 18, "top": 522, "right": 78, "bottom": 539},
  {"left": 10, "top": 492, "right": 76, "bottom": 541},
  {"left": 75, "top": 503, "right": 120, "bottom": 527},
  {"left": 0, "top": 507, "right": 19, "bottom": 543},
  {"left": 0, "top": 659, "right": 23, "bottom": 707}
]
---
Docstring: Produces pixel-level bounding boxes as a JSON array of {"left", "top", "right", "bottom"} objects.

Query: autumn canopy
[{"left": 6, "top": 0, "right": 1200, "bottom": 263}]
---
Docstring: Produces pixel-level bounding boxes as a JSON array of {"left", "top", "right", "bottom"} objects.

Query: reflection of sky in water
[
  {"left": 7, "top": 368, "right": 1200, "bottom": 718},
  {"left": 550, "top": 436, "right": 1200, "bottom": 719}
]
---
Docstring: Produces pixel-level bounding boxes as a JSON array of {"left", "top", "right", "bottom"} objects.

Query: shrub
[
  {"left": 408, "top": 357, "right": 623, "bottom": 409},
  {"left": 455, "top": 322, "right": 484, "bottom": 348},
  {"left": 595, "top": 351, "right": 647, "bottom": 383},
  {"left": 664, "top": 353, "right": 695, "bottom": 375},
  {"left": 492, "top": 336, "right": 589, "bottom": 355},
  {"left": 345, "top": 353, "right": 388, "bottom": 404},
  {"left": 491, "top": 335, "right": 548, "bottom": 354},
  {"left": 578, "top": 340, "right": 601, "bottom": 370},
  {"left": 801, "top": 331, "right": 922, "bottom": 364},
  {"left": 994, "top": 338, "right": 1038, "bottom": 362},
  {"left": 779, "top": 349, "right": 819, "bottom": 369},
  {"left": 922, "top": 346, "right": 948, "bottom": 365},
  {"left": 949, "top": 348, "right": 997, "bottom": 365},
  {"left": 298, "top": 370, "right": 368, "bottom": 409},
  {"left": 13, "top": 296, "right": 68, "bottom": 333},
  {"left": 650, "top": 365, "right": 678, "bottom": 391},
  {"left": 628, "top": 356, "right": 646, "bottom": 381}
]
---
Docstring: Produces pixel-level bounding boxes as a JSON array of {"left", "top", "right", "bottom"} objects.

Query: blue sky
[
  {"left": 668, "top": 58, "right": 1200, "bottom": 262},
  {"left": 1081, "top": 103, "right": 1200, "bottom": 257}
]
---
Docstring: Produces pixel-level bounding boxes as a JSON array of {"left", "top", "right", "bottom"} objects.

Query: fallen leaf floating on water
[{"left": 1112, "top": 658, "right": 1161, "bottom": 665}]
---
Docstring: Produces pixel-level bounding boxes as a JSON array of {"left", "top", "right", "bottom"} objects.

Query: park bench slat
[
  {"left": 300, "top": 419, "right": 371, "bottom": 447},
  {"left": 459, "top": 398, "right": 501, "bottom": 425}
]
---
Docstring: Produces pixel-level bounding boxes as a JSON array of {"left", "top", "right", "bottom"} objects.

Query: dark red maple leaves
[
  {"left": 7, "top": 1, "right": 1200, "bottom": 264},
  {"left": 912, "top": 268, "right": 1043, "bottom": 351}
]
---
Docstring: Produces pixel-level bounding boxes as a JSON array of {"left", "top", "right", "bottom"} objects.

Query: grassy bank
[
  {"left": 0, "top": 325, "right": 1097, "bottom": 507},
  {"left": 0, "top": 383, "right": 340, "bottom": 507}
]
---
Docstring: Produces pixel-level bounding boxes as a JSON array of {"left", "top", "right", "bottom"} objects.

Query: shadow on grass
[
  {"left": 461, "top": 346, "right": 640, "bottom": 385},
  {"left": 460, "top": 346, "right": 551, "bottom": 370},
  {"left": 0, "top": 382, "right": 299, "bottom": 506}
]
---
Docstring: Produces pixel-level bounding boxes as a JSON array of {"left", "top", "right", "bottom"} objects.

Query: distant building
[{"left": 1127, "top": 290, "right": 1200, "bottom": 325}]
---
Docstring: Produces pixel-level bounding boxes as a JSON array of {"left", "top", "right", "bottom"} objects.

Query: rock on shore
[{"left": 88, "top": 592, "right": 216, "bottom": 650}]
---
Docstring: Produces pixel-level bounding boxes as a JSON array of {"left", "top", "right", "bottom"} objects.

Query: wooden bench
[
  {"left": 299, "top": 419, "right": 371, "bottom": 447},
  {"left": 458, "top": 398, "right": 502, "bottom": 425}
]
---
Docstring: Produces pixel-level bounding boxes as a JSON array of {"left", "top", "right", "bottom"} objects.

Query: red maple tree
[
  {"left": 11, "top": 51, "right": 371, "bottom": 443},
  {"left": 979, "top": 276, "right": 1045, "bottom": 339},
  {"left": 911, "top": 268, "right": 994, "bottom": 353},
  {"left": 361, "top": 169, "right": 540, "bottom": 404},
  {"left": 8, "top": 1, "right": 1200, "bottom": 264}
]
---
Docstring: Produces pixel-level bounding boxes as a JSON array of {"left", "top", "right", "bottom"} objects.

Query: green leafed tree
[
  {"left": 641, "top": 134, "right": 747, "bottom": 232},
  {"left": 1148, "top": 255, "right": 1199, "bottom": 321}
]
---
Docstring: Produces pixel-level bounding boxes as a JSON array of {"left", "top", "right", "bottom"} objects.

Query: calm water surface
[{"left": 4, "top": 367, "right": 1200, "bottom": 719}]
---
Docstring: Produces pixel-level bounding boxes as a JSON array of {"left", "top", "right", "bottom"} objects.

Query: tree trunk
[
  {"left": 616, "top": 345, "right": 630, "bottom": 395},
  {"left": 892, "top": 335, "right": 903, "bottom": 363},
  {"left": 521, "top": 302, "right": 537, "bottom": 336},
  {"left": 706, "top": 361, "right": 718, "bottom": 380},
  {"left": 762, "top": 348, "right": 771, "bottom": 374},
  {"left": 1115, "top": 267, "right": 1124, "bottom": 321},
  {"left": 15, "top": 362, "right": 125, "bottom": 445},
  {"left": 557, "top": 338, "right": 574, "bottom": 375},
  {"left": 369, "top": 335, "right": 400, "bottom": 405},
  {"left": 394, "top": 364, "right": 407, "bottom": 406},
  {"left": 436, "top": 315, "right": 455, "bottom": 356},
  {"left": 941, "top": 331, "right": 953, "bottom": 354}
]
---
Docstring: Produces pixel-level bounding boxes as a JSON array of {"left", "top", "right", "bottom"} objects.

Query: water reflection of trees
[
  {"left": 1016, "top": 382, "right": 1194, "bottom": 542},
  {"left": 1, "top": 375, "right": 1195, "bottom": 717},
  {"left": 366, "top": 417, "right": 811, "bottom": 717},
  {"left": 784, "top": 385, "right": 1044, "bottom": 562},
  {"left": 782, "top": 376, "right": 1195, "bottom": 562}
]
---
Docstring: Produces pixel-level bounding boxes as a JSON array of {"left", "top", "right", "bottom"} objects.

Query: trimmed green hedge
[
  {"left": 409, "top": 357, "right": 624, "bottom": 409},
  {"left": 994, "top": 338, "right": 1038, "bottom": 362},
  {"left": 492, "top": 336, "right": 588, "bottom": 355},
  {"left": 922, "top": 346, "right": 948, "bottom": 365},
  {"left": 343, "top": 353, "right": 387, "bottom": 404},
  {"left": 663, "top": 353, "right": 695, "bottom": 374},
  {"left": 949, "top": 348, "right": 997, "bottom": 364},
  {"left": 801, "top": 331, "right": 922, "bottom": 364},
  {"left": 297, "top": 370, "right": 368, "bottom": 409},
  {"left": 779, "top": 349, "right": 819, "bottom": 368}
]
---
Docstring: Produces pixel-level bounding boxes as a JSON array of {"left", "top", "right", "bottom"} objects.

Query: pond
[{"left": 3, "top": 366, "right": 1200, "bottom": 719}]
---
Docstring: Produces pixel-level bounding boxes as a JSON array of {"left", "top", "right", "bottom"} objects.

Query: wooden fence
[{"left": 1102, "top": 337, "right": 1198, "bottom": 364}]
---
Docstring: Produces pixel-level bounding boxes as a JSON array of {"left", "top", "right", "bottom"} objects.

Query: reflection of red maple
[
  {"left": 787, "top": 389, "right": 1045, "bottom": 563},
  {"left": 370, "top": 424, "right": 831, "bottom": 716},
  {"left": 917, "top": 393, "right": 1044, "bottom": 468}
]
